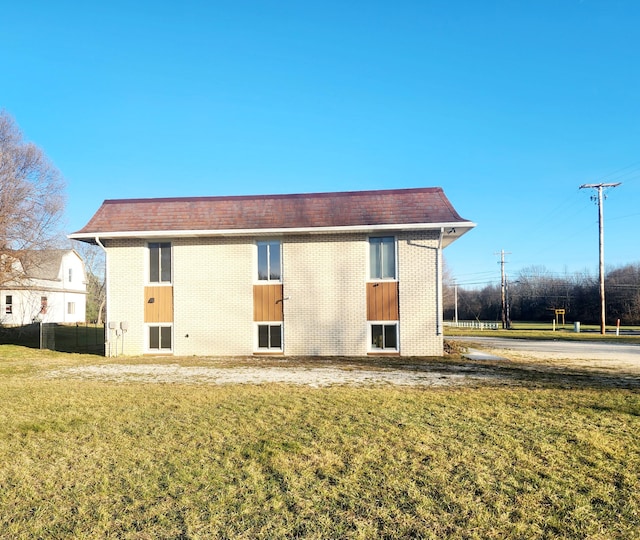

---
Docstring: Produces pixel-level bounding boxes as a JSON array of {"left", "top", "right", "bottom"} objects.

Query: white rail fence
[{"left": 443, "top": 321, "right": 500, "bottom": 330}]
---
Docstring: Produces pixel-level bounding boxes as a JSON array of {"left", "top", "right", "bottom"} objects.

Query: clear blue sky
[{"left": 2, "top": 1, "right": 638, "bottom": 287}]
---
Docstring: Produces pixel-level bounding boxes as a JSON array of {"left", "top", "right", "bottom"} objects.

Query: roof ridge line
[{"left": 102, "top": 186, "right": 444, "bottom": 205}]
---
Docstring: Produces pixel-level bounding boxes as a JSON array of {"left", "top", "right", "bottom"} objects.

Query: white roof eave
[{"left": 68, "top": 221, "right": 477, "bottom": 243}]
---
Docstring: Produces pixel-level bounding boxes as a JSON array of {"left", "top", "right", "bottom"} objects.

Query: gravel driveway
[
  {"left": 42, "top": 336, "right": 640, "bottom": 389},
  {"left": 44, "top": 362, "right": 493, "bottom": 387}
]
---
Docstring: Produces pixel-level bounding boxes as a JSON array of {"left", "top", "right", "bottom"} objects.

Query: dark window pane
[
  {"left": 257, "top": 243, "right": 268, "bottom": 280},
  {"left": 160, "top": 326, "right": 172, "bottom": 349},
  {"left": 371, "top": 324, "right": 383, "bottom": 349},
  {"left": 269, "top": 242, "right": 281, "bottom": 280},
  {"left": 384, "top": 325, "right": 397, "bottom": 349},
  {"left": 149, "top": 244, "right": 160, "bottom": 282},
  {"left": 381, "top": 237, "right": 396, "bottom": 278},
  {"left": 370, "top": 237, "right": 395, "bottom": 279},
  {"left": 149, "top": 326, "right": 160, "bottom": 349},
  {"left": 258, "top": 325, "right": 269, "bottom": 348},
  {"left": 370, "top": 239, "right": 381, "bottom": 279},
  {"left": 270, "top": 325, "right": 282, "bottom": 348},
  {"left": 160, "top": 243, "right": 171, "bottom": 282}
]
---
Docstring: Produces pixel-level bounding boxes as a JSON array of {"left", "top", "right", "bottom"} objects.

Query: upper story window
[
  {"left": 369, "top": 236, "right": 396, "bottom": 280},
  {"left": 68, "top": 268, "right": 73, "bottom": 282},
  {"left": 257, "top": 240, "right": 281, "bottom": 281},
  {"left": 149, "top": 242, "right": 172, "bottom": 283}
]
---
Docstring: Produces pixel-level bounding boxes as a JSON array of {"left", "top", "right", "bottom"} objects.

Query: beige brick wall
[
  {"left": 105, "top": 230, "right": 445, "bottom": 357},
  {"left": 397, "top": 230, "right": 443, "bottom": 356},
  {"left": 283, "top": 234, "right": 368, "bottom": 356},
  {"left": 105, "top": 239, "right": 146, "bottom": 356},
  {"left": 106, "top": 237, "right": 255, "bottom": 356},
  {"left": 172, "top": 237, "right": 253, "bottom": 356}
]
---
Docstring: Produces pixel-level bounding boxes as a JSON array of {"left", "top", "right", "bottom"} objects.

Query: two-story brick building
[{"left": 69, "top": 187, "right": 474, "bottom": 357}]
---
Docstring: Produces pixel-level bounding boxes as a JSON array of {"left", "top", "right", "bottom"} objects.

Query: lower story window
[
  {"left": 67, "top": 302, "right": 75, "bottom": 315},
  {"left": 257, "top": 323, "right": 282, "bottom": 351},
  {"left": 5, "top": 295, "right": 12, "bottom": 314},
  {"left": 370, "top": 323, "right": 398, "bottom": 351},
  {"left": 149, "top": 325, "right": 172, "bottom": 352}
]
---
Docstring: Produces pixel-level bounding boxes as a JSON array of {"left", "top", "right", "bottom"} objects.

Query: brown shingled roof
[{"left": 71, "top": 187, "right": 473, "bottom": 237}]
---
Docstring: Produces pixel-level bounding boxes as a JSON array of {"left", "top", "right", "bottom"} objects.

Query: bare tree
[
  {"left": 606, "top": 263, "right": 640, "bottom": 325},
  {"left": 0, "top": 110, "right": 65, "bottom": 286},
  {"left": 72, "top": 241, "right": 106, "bottom": 324},
  {"left": 442, "top": 257, "right": 455, "bottom": 316},
  {"left": 453, "top": 263, "right": 640, "bottom": 326}
]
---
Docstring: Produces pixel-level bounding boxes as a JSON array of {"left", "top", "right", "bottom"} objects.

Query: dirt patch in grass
[
  {"left": 41, "top": 355, "right": 640, "bottom": 390},
  {"left": 2, "top": 341, "right": 638, "bottom": 390},
  {"left": 43, "top": 362, "right": 495, "bottom": 387}
]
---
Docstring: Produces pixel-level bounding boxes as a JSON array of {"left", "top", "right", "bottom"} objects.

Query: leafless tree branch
[{"left": 0, "top": 110, "right": 66, "bottom": 287}]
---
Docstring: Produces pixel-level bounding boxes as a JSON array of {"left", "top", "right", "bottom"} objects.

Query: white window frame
[
  {"left": 368, "top": 322, "right": 399, "bottom": 352},
  {"left": 368, "top": 236, "right": 397, "bottom": 281},
  {"left": 147, "top": 241, "right": 173, "bottom": 285},
  {"left": 256, "top": 240, "right": 282, "bottom": 283},
  {"left": 146, "top": 323, "right": 173, "bottom": 353},
  {"left": 254, "top": 322, "right": 283, "bottom": 352}
]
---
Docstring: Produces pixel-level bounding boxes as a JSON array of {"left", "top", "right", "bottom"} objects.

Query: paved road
[{"left": 451, "top": 336, "right": 640, "bottom": 363}]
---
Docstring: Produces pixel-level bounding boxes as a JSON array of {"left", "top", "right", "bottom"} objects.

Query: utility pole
[
  {"left": 496, "top": 250, "right": 511, "bottom": 329},
  {"left": 579, "top": 182, "right": 621, "bottom": 335}
]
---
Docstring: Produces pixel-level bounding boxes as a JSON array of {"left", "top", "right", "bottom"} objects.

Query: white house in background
[{"left": 1, "top": 250, "right": 87, "bottom": 325}]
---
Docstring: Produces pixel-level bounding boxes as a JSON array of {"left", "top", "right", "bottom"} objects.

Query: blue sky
[{"left": 2, "top": 1, "right": 638, "bottom": 287}]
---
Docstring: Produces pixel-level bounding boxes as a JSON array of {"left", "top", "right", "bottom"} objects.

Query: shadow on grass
[
  {"left": 426, "top": 357, "right": 640, "bottom": 390},
  {"left": 230, "top": 354, "right": 640, "bottom": 391}
]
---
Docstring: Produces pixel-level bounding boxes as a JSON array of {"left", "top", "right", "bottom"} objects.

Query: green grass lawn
[{"left": 0, "top": 346, "right": 639, "bottom": 539}]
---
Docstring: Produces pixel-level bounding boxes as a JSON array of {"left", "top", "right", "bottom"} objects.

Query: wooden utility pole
[
  {"left": 579, "top": 182, "right": 621, "bottom": 335},
  {"left": 496, "top": 250, "right": 511, "bottom": 329}
]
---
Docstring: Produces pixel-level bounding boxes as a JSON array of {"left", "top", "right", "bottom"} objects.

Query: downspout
[
  {"left": 436, "top": 227, "right": 444, "bottom": 337},
  {"left": 95, "top": 237, "right": 109, "bottom": 356}
]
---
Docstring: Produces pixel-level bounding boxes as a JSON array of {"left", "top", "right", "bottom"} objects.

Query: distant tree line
[{"left": 444, "top": 263, "right": 640, "bottom": 326}]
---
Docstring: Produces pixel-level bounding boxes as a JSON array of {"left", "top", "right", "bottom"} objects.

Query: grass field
[
  {"left": 1, "top": 346, "right": 639, "bottom": 539},
  {"left": 445, "top": 321, "right": 640, "bottom": 343}
]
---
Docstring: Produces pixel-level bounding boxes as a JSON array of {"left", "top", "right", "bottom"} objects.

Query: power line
[
  {"left": 608, "top": 211, "right": 640, "bottom": 222},
  {"left": 596, "top": 161, "right": 640, "bottom": 184}
]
